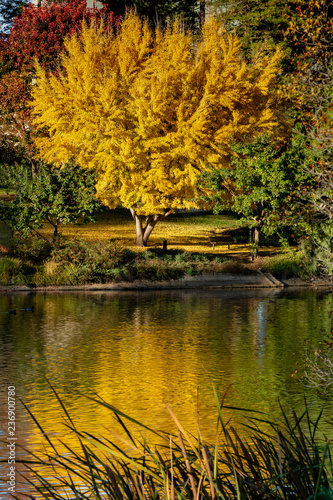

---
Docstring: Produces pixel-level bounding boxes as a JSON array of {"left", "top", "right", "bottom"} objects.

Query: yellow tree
[{"left": 32, "top": 14, "right": 282, "bottom": 246}]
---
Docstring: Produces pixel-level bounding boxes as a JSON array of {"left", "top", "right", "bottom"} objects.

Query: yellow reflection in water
[{"left": 1, "top": 288, "right": 332, "bottom": 496}]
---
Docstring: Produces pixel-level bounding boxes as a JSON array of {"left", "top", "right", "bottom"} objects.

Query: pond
[{"left": 0, "top": 287, "right": 333, "bottom": 497}]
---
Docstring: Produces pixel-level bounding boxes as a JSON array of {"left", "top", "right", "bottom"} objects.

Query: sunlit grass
[
  {"left": 1, "top": 206, "right": 284, "bottom": 263},
  {"left": 39, "top": 208, "right": 253, "bottom": 254}
]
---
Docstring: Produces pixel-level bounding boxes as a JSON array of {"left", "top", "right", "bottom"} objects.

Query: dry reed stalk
[
  {"left": 202, "top": 445, "right": 215, "bottom": 500},
  {"left": 169, "top": 435, "right": 175, "bottom": 500},
  {"left": 178, "top": 431, "right": 197, "bottom": 498},
  {"left": 105, "top": 464, "right": 124, "bottom": 500}
]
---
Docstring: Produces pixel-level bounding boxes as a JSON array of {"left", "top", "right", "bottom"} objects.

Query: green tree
[
  {"left": 0, "top": 161, "right": 100, "bottom": 240},
  {"left": 202, "top": 133, "right": 313, "bottom": 246},
  {"left": 283, "top": 0, "right": 333, "bottom": 273},
  {"left": 300, "top": 78, "right": 333, "bottom": 275},
  {"left": 211, "top": 0, "right": 296, "bottom": 60},
  {"left": 101, "top": 0, "right": 200, "bottom": 28}
]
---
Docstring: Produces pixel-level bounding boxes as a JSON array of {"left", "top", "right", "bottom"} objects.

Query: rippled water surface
[{"left": 1, "top": 287, "right": 333, "bottom": 497}]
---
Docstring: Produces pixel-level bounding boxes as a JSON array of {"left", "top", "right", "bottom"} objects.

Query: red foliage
[
  {"left": 0, "top": 70, "right": 35, "bottom": 163},
  {"left": 0, "top": 1, "right": 120, "bottom": 164},
  {"left": 1, "top": 0, "right": 121, "bottom": 73},
  {"left": 0, "top": 71, "right": 30, "bottom": 115}
]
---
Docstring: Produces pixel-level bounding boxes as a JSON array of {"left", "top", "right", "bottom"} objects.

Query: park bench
[
  {"left": 0, "top": 194, "right": 15, "bottom": 201},
  {"left": 208, "top": 227, "right": 245, "bottom": 250},
  {"left": 208, "top": 233, "right": 232, "bottom": 250}
]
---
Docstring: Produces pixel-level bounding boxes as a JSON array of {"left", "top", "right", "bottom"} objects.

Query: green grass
[
  {"left": 261, "top": 250, "right": 315, "bottom": 280},
  {"left": 17, "top": 384, "right": 333, "bottom": 499},
  {"left": 1, "top": 208, "right": 300, "bottom": 285},
  {"left": 38, "top": 208, "right": 250, "bottom": 254}
]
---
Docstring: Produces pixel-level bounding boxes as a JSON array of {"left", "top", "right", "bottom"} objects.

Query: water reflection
[{"left": 0, "top": 288, "right": 332, "bottom": 496}]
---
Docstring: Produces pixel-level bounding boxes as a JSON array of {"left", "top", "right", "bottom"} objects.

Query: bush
[
  {"left": 1, "top": 238, "right": 236, "bottom": 284},
  {"left": 49, "top": 238, "right": 135, "bottom": 283},
  {"left": 302, "top": 225, "right": 333, "bottom": 277},
  {"left": 11, "top": 232, "right": 52, "bottom": 262},
  {"left": 0, "top": 256, "right": 37, "bottom": 284},
  {"left": 128, "top": 263, "right": 183, "bottom": 281},
  {"left": 0, "top": 257, "right": 20, "bottom": 283},
  {"left": 261, "top": 250, "right": 314, "bottom": 279}
]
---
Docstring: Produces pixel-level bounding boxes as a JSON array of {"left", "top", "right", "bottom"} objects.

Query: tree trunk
[
  {"left": 254, "top": 226, "right": 261, "bottom": 245},
  {"left": 130, "top": 208, "right": 171, "bottom": 247},
  {"left": 253, "top": 200, "right": 265, "bottom": 247},
  {"left": 31, "top": 160, "right": 39, "bottom": 178},
  {"left": 53, "top": 223, "right": 58, "bottom": 242},
  {"left": 131, "top": 208, "right": 144, "bottom": 246},
  {"left": 200, "top": 1, "right": 205, "bottom": 27},
  {"left": 50, "top": 217, "right": 61, "bottom": 242}
]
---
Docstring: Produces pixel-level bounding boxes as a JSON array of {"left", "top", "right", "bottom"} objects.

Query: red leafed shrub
[
  {"left": 0, "top": 71, "right": 30, "bottom": 116},
  {"left": 1, "top": 0, "right": 121, "bottom": 74},
  {"left": 0, "top": 1, "right": 120, "bottom": 164}
]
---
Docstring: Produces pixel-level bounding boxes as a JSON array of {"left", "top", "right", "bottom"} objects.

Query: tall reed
[{"left": 17, "top": 385, "right": 333, "bottom": 500}]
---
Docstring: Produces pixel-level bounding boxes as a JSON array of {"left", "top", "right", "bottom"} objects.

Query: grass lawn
[
  {"left": 37, "top": 208, "right": 258, "bottom": 254},
  {"left": 0, "top": 208, "right": 307, "bottom": 283},
  {"left": 0, "top": 188, "right": 14, "bottom": 196}
]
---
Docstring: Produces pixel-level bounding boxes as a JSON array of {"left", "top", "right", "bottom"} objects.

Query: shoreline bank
[{"left": 1, "top": 270, "right": 332, "bottom": 292}]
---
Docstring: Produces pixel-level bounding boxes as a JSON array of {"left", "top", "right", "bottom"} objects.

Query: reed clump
[{"left": 19, "top": 386, "right": 333, "bottom": 500}]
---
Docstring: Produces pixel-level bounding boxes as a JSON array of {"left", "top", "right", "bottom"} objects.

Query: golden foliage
[{"left": 32, "top": 14, "right": 281, "bottom": 216}]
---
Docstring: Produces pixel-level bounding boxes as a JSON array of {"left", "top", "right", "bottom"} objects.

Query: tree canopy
[
  {"left": 283, "top": 0, "right": 333, "bottom": 112},
  {"left": 0, "top": 0, "right": 120, "bottom": 74},
  {"left": 0, "top": 160, "right": 100, "bottom": 240},
  {"left": 31, "top": 13, "right": 283, "bottom": 245},
  {"left": 202, "top": 133, "right": 314, "bottom": 245},
  {"left": 101, "top": 0, "right": 201, "bottom": 28},
  {"left": 210, "top": 0, "right": 296, "bottom": 59}
]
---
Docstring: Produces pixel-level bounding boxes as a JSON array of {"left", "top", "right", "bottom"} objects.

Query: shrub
[
  {"left": 261, "top": 250, "right": 314, "bottom": 279},
  {"left": 52, "top": 238, "right": 132, "bottom": 266},
  {"left": 0, "top": 256, "right": 20, "bottom": 283},
  {"left": 11, "top": 232, "right": 52, "bottom": 262},
  {"left": 49, "top": 238, "right": 135, "bottom": 283},
  {"left": 0, "top": 256, "right": 38, "bottom": 284},
  {"left": 128, "top": 263, "right": 182, "bottom": 281}
]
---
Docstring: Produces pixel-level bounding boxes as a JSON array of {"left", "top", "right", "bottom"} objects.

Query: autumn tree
[
  {"left": 0, "top": 71, "right": 31, "bottom": 166},
  {"left": 280, "top": 0, "right": 333, "bottom": 273},
  {"left": 1, "top": 0, "right": 120, "bottom": 74},
  {"left": 283, "top": 0, "right": 333, "bottom": 113},
  {"left": 32, "top": 14, "right": 283, "bottom": 246},
  {"left": 0, "top": 0, "right": 120, "bottom": 171}
]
